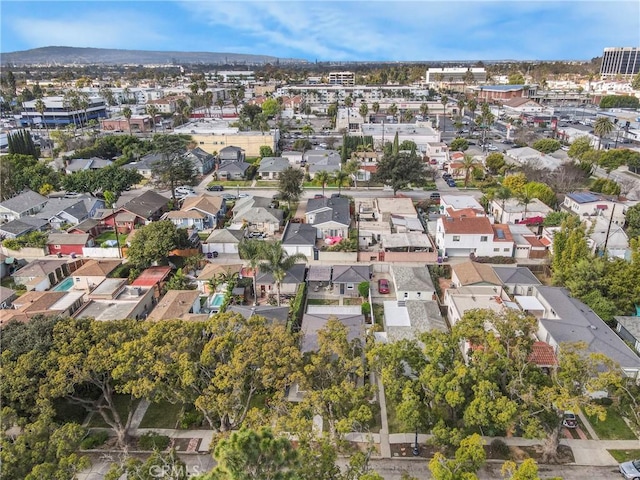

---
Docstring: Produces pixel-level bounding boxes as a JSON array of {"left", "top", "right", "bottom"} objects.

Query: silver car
[{"left": 619, "top": 459, "right": 640, "bottom": 480}]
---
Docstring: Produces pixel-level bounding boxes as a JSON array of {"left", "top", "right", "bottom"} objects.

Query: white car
[
  {"left": 619, "top": 459, "right": 640, "bottom": 479},
  {"left": 175, "top": 186, "right": 195, "bottom": 195}
]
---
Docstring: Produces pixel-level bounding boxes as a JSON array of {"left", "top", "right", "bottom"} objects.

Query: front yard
[{"left": 586, "top": 404, "right": 638, "bottom": 440}]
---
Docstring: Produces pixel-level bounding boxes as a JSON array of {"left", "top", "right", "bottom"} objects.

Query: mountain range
[{"left": 0, "top": 46, "right": 306, "bottom": 66}]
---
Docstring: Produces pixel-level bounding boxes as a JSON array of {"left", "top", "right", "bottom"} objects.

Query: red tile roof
[
  {"left": 131, "top": 266, "right": 172, "bottom": 286},
  {"left": 441, "top": 216, "right": 493, "bottom": 234},
  {"left": 492, "top": 224, "right": 514, "bottom": 242},
  {"left": 529, "top": 341, "right": 557, "bottom": 366}
]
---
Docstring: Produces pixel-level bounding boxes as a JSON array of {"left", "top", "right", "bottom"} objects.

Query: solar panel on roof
[
  {"left": 571, "top": 192, "right": 599, "bottom": 203},
  {"left": 496, "top": 229, "right": 505, "bottom": 239}
]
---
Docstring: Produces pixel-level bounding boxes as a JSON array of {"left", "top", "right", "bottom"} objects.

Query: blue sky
[{"left": 1, "top": 1, "right": 639, "bottom": 61}]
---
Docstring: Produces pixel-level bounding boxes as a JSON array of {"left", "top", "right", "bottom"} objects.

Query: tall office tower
[{"left": 600, "top": 47, "right": 640, "bottom": 78}]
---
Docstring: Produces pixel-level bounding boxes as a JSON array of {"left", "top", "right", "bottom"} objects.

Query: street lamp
[{"left": 412, "top": 427, "right": 420, "bottom": 456}]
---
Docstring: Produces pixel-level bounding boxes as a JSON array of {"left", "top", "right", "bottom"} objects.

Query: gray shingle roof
[
  {"left": 282, "top": 223, "right": 317, "bottom": 245},
  {"left": 392, "top": 266, "right": 435, "bottom": 292},
  {"left": 0, "top": 219, "right": 37, "bottom": 236},
  {"left": 332, "top": 264, "right": 371, "bottom": 284},
  {"left": 306, "top": 196, "right": 351, "bottom": 227},
  {"left": 258, "top": 157, "right": 291, "bottom": 173},
  {"left": 300, "top": 312, "right": 364, "bottom": 352},
  {"left": 0, "top": 190, "right": 47, "bottom": 215},
  {"left": 120, "top": 190, "right": 168, "bottom": 219},
  {"left": 227, "top": 305, "right": 290, "bottom": 325},
  {"left": 256, "top": 263, "right": 306, "bottom": 285},
  {"left": 492, "top": 266, "right": 541, "bottom": 286},
  {"left": 218, "top": 161, "right": 250, "bottom": 174},
  {"left": 537, "top": 286, "right": 640, "bottom": 370}
]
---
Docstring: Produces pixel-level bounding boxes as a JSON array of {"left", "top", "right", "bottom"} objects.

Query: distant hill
[{"left": 0, "top": 46, "right": 306, "bottom": 66}]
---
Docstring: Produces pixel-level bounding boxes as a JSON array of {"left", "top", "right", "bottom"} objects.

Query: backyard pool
[
  {"left": 53, "top": 277, "right": 74, "bottom": 291},
  {"left": 210, "top": 292, "right": 225, "bottom": 311}
]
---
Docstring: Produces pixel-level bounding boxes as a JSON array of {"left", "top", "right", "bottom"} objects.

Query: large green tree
[
  {"left": 151, "top": 134, "right": 197, "bottom": 204},
  {"left": 429, "top": 434, "right": 486, "bottom": 480},
  {"left": 372, "top": 151, "right": 427, "bottom": 195},
  {"left": 126, "top": 220, "right": 190, "bottom": 269},
  {"left": 593, "top": 117, "right": 614, "bottom": 150},
  {"left": 277, "top": 166, "right": 304, "bottom": 207}
]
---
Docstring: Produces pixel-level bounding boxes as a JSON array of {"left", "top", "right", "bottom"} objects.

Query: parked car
[
  {"left": 206, "top": 185, "right": 224, "bottom": 191},
  {"left": 619, "top": 458, "right": 640, "bottom": 479},
  {"left": 447, "top": 179, "right": 457, "bottom": 187},
  {"left": 221, "top": 193, "right": 237, "bottom": 201},
  {"left": 378, "top": 278, "right": 390, "bottom": 294},
  {"left": 314, "top": 194, "right": 325, "bottom": 199},
  {"left": 562, "top": 411, "right": 578, "bottom": 429},
  {"left": 430, "top": 192, "right": 441, "bottom": 200},
  {"left": 175, "top": 186, "right": 195, "bottom": 195},
  {"left": 487, "top": 145, "right": 499, "bottom": 152},
  {"left": 238, "top": 193, "right": 249, "bottom": 198},
  {"left": 442, "top": 173, "right": 452, "bottom": 180},
  {"left": 207, "top": 251, "right": 219, "bottom": 258}
]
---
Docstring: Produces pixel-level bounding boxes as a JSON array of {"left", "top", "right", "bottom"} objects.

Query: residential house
[
  {"left": 381, "top": 299, "right": 447, "bottom": 343},
  {"left": 435, "top": 216, "right": 514, "bottom": 257},
  {"left": 534, "top": 286, "right": 640, "bottom": 379},
  {"left": 147, "top": 290, "right": 203, "bottom": 321},
  {"left": 227, "top": 304, "right": 290, "bottom": 325},
  {"left": 305, "top": 150, "right": 342, "bottom": 178},
  {"left": 38, "top": 195, "right": 105, "bottom": 230},
  {"left": 585, "top": 217, "right": 630, "bottom": 259},
  {"left": 101, "top": 191, "right": 170, "bottom": 233},
  {"left": 491, "top": 197, "right": 553, "bottom": 224},
  {"left": 203, "top": 228, "right": 244, "bottom": 255},
  {"left": 0, "top": 190, "right": 48, "bottom": 222},
  {"left": 491, "top": 265, "right": 541, "bottom": 296},
  {"left": 219, "top": 145, "right": 245, "bottom": 163},
  {"left": 64, "top": 157, "right": 113, "bottom": 174},
  {"left": 332, "top": 264, "right": 371, "bottom": 296},
  {"left": 375, "top": 197, "right": 417, "bottom": 223},
  {"left": 425, "top": 142, "right": 450, "bottom": 168},
  {"left": 217, "top": 160, "right": 251, "bottom": 181},
  {"left": 505, "top": 147, "right": 568, "bottom": 171},
  {"left": 440, "top": 195, "right": 485, "bottom": 217},
  {"left": 508, "top": 224, "right": 549, "bottom": 260},
  {"left": 502, "top": 97, "right": 545, "bottom": 115},
  {"left": 615, "top": 316, "right": 640, "bottom": 355},
  {"left": 281, "top": 222, "right": 317, "bottom": 257},
  {"left": 12, "top": 258, "right": 70, "bottom": 291},
  {"left": 0, "top": 217, "right": 48, "bottom": 239},
  {"left": 183, "top": 147, "right": 216, "bottom": 175},
  {"left": 46, "top": 233, "right": 93, "bottom": 256},
  {"left": 281, "top": 150, "right": 304, "bottom": 165},
  {"left": 444, "top": 285, "right": 514, "bottom": 326},
  {"left": 66, "top": 259, "right": 121, "bottom": 291},
  {"left": 231, "top": 196, "right": 283, "bottom": 235},
  {"left": 0, "top": 290, "right": 85, "bottom": 324},
  {"left": 450, "top": 262, "right": 502, "bottom": 288},
  {"left": 131, "top": 266, "right": 173, "bottom": 299},
  {"left": 74, "top": 279, "right": 155, "bottom": 321},
  {"left": 305, "top": 196, "right": 351, "bottom": 240},
  {"left": 255, "top": 263, "right": 306, "bottom": 298},
  {"left": 562, "top": 192, "right": 627, "bottom": 225},
  {"left": 300, "top": 312, "right": 364, "bottom": 353},
  {"left": 379, "top": 232, "right": 434, "bottom": 253},
  {"left": 67, "top": 218, "right": 101, "bottom": 237},
  {"left": 258, "top": 157, "right": 291, "bottom": 179},
  {"left": 0, "top": 286, "right": 17, "bottom": 309},
  {"left": 123, "top": 152, "right": 163, "bottom": 178},
  {"left": 163, "top": 193, "right": 226, "bottom": 230},
  {"left": 195, "top": 263, "right": 243, "bottom": 294},
  {"left": 391, "top": 265, "right": 436, "bottom": 301}
]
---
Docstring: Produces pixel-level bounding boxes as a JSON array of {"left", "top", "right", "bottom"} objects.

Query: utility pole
[{"left": 602, "top": 204, "right": 616, "bottom": 257}]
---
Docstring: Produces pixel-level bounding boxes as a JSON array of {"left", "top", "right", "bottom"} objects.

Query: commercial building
[
  {"left": 425, "top": 67, "right": 486, "bottom": 84},
  {"left": 20, "top": 96, "right": 107, "bottom": 128},
  {"left": 600, "top": 47, "right": 640, "bottom": 78},
  {"left": 328, "top": 71, "right": 355, "bottom": 86}
]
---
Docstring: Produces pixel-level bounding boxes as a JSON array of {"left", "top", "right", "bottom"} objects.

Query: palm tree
[
  {"left": 372, "top": 102, "right": 380, "bottom": 115},
  {"left": 146, "top": 104, "right": 159, "bottom": 130},
  {"left": 457, "top": 98, "right": 465, "bottom": 119},
  {"left": 343, "top": 158, "right": 360, "bottom": 188},
  {"left": 215, "top": 98, "right": 224, "bottom": 118},
  {"left": 344, "top": 96, "right": 353, "bottom": 131},
  {"left": 593, "top": 117, "right": 614, "bottom": 150},
  {"left": 387, "top": 103, "right": 398, "bottom": 122},
  {"left": 495, "top": 186, "right": 512, "bottom": 221},
  {"left": 419, "top": 103, "right": 429, "bottom": 119},
  {"left": 358, "top": 103, "right": 369, "bottom": 125},
  {"left": 301, "top": 124, "right": 314, "bottom": 138},
  {"left": 517, "top": 185, "right": 535, "bottom": 220},
  {"left": 34, "top": 98, "right": 50, "bottom": 153},
  {"left": 333, "top": 170, "right": 350, "bottom": 194},
  {"left": 467, "top": 98, "right": 478, "bottom": 122},
  {"left": 461, "top": 153, "right": 476, "bottom": 188},
  {"left": 258, "top": 241, "right": 306, "bottom": 306},
  {"left": 204, "top": 91, "right": 214, "bottom": 118},
  {"left": 122, "top": 107, "right": 132, "bottom": 133},
  {"left": 238, "top": 239, "right": 265, "bottom": 306},
  {"left": 440, "top": 95, "right": 449, "bottom": 132},
  {"left": 315, "top": 170, "right": 330, "bottom": 197}
]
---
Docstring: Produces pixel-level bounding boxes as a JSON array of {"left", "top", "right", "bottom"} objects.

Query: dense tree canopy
[
  {"left": 372, "top": 151, "right": 427, "bottom": 194},
  {"left": 126, "top": 220, "right": 190, "bottom": 269},
  {"left": 277, "top": 167, "right": 304, "bottom": 206}
]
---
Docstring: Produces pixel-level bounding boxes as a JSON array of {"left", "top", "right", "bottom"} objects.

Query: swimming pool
[
  {"left": 211, "top": 293, "right": 225, "bottom": 307},
  {"left": 53, "top": 277, "right": 74, "bottom": 291}
]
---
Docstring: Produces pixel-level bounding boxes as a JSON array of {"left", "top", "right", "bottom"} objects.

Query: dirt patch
[
  {"left": 518, "top": 444, "right": 575, "bottom": 464},
  {"left": 391, "top": 442, "right": 440, "bottom": 459}
]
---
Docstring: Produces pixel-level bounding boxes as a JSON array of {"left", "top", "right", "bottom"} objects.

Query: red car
[{"left": 378, "top": 278, "right": 390, "bottom": 294}]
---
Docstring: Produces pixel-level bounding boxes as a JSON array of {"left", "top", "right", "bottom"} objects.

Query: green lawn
[
  {"left": 255, "top": 180, "right": 277, "bottom": 187},
  {"left": 198, "top": 232, "right": 210, "bottom": 241},
  {"left": 87, "top": 394, "right": 140, "bottom": 428},
  {"left": 384, "top": 393, "right": 404, "bottom": 434},
  {"left": 586, "top": 405, "right": 637, "bottom": 440},
  {"left": 139, "top": 400, "right": 183, "bottom": 429},
  {"left": 220, "top": 181, "right": 252, "bottom": 187},
  {"left": 307, "top": 298, "right": 339, "bottom": 305},
  {"left": 93, "top": 231, "right": 129, "bottom": 246},
  {"left": 608, "top": 449, "right": 640, "bottom": 462}
]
